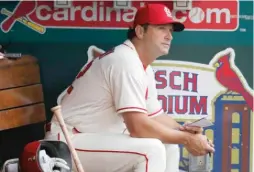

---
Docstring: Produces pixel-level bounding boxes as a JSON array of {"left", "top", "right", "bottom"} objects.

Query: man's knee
[
  {"left": 146, "top": 139, "right": 167, "bottom": 164},
  {"left": 164, "top": 144, "right": 180, "bottom": 172},
  {"left": 138, "top": 139, "right": 166, "bottom": 172},
  {"left": 165, "top": 144, "right": 180, "bottom": 157},
  {"left": 144, "top": 138, "right": 166, "bottom": 155}
]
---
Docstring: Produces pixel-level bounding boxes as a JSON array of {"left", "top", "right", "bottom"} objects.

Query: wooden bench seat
[{"left": 0, "top": 55, "right": 46, "bottom": 130}]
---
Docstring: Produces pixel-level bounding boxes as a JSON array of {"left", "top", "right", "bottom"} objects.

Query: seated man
[{"left": 45, "top": 3, "right": 215, "bottom": 172}]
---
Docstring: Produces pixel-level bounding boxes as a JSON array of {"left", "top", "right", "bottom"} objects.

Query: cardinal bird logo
[{"left": 210, "top": 48, "right": 254, "bottom": 111}]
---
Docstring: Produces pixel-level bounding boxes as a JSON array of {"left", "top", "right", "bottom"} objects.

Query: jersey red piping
[
  {"left": 123, "top": 43, "right": 133, "bottom": 50},
  {"left": 75, "top": 149, "right": 148, "bottom": 172},
  {"left": 148, "top": 108, "right": 163, "bottom": 117},
  {"left": 145, "top": 87, "right": 148, "bottom": 100},
  {"left": 117, "top": 107, "right": 147, "bottom": 112}
]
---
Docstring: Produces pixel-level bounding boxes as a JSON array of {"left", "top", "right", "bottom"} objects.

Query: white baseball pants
[{"left": 44, "top": 123, "right": 180, "bottom": 172}]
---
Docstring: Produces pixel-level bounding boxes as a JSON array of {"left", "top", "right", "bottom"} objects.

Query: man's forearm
[
  {"left": 123, "top": 111, "right": 192, "bottom": 145},
  {"left": 152, "top": 114, "right": 181, "bottom": 129},
  {"left": 130, "top": 114, "right": 191, "bottom": 145}
]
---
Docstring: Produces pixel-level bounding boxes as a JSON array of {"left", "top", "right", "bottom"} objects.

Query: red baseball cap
[{"left": 133, "top": 3, "right": 185, "bottom": 32}]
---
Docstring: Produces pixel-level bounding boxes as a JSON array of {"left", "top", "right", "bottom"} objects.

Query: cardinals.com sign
[
  {"left": 0, "top": 1, "right": 239, "bottom": 34},
  {"left": 152, "top": 48, "right": 253, "bottom": 119}
]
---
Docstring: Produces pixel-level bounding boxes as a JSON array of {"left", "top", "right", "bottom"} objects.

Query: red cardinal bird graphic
[
  {"left": 214, "top": 52, "right": 254, "bottom": 111},
  {"left": 1, "top": 1, "right": 36, "bottom": 32}
]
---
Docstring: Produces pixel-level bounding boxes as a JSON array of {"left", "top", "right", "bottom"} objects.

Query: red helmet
[{"left": 19, "top": 140, "right": 72, "bottom": 172}]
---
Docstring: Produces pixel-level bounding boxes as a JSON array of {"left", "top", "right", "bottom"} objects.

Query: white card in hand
[{"left": 186, "top": 117, "right": 214, "bottom": 128}]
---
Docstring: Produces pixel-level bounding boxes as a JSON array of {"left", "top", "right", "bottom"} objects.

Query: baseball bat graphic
[
  {"left": 51, "top": 105, "right": 85, "bottom": 172},
  {"left": 1, "top": 8, "right": 45, "bottom": 34},
  {"left": 1, "top": 1, "right": 36, "bottom": 32}
]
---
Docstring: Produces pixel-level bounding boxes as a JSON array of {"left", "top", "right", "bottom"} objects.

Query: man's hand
[
  {"left": 184, "top": 133, "right": 215, "bottom": 156},
  {"left": 38, "top": 150, "right": 71, "bottom": 172},
  {"left": 179, "top": 121, "right": 203, "bottom": 134}
]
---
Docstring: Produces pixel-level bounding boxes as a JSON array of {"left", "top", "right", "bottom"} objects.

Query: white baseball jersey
[{"left": 53, "top": 39, "right": 163, "bottom": 133}]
